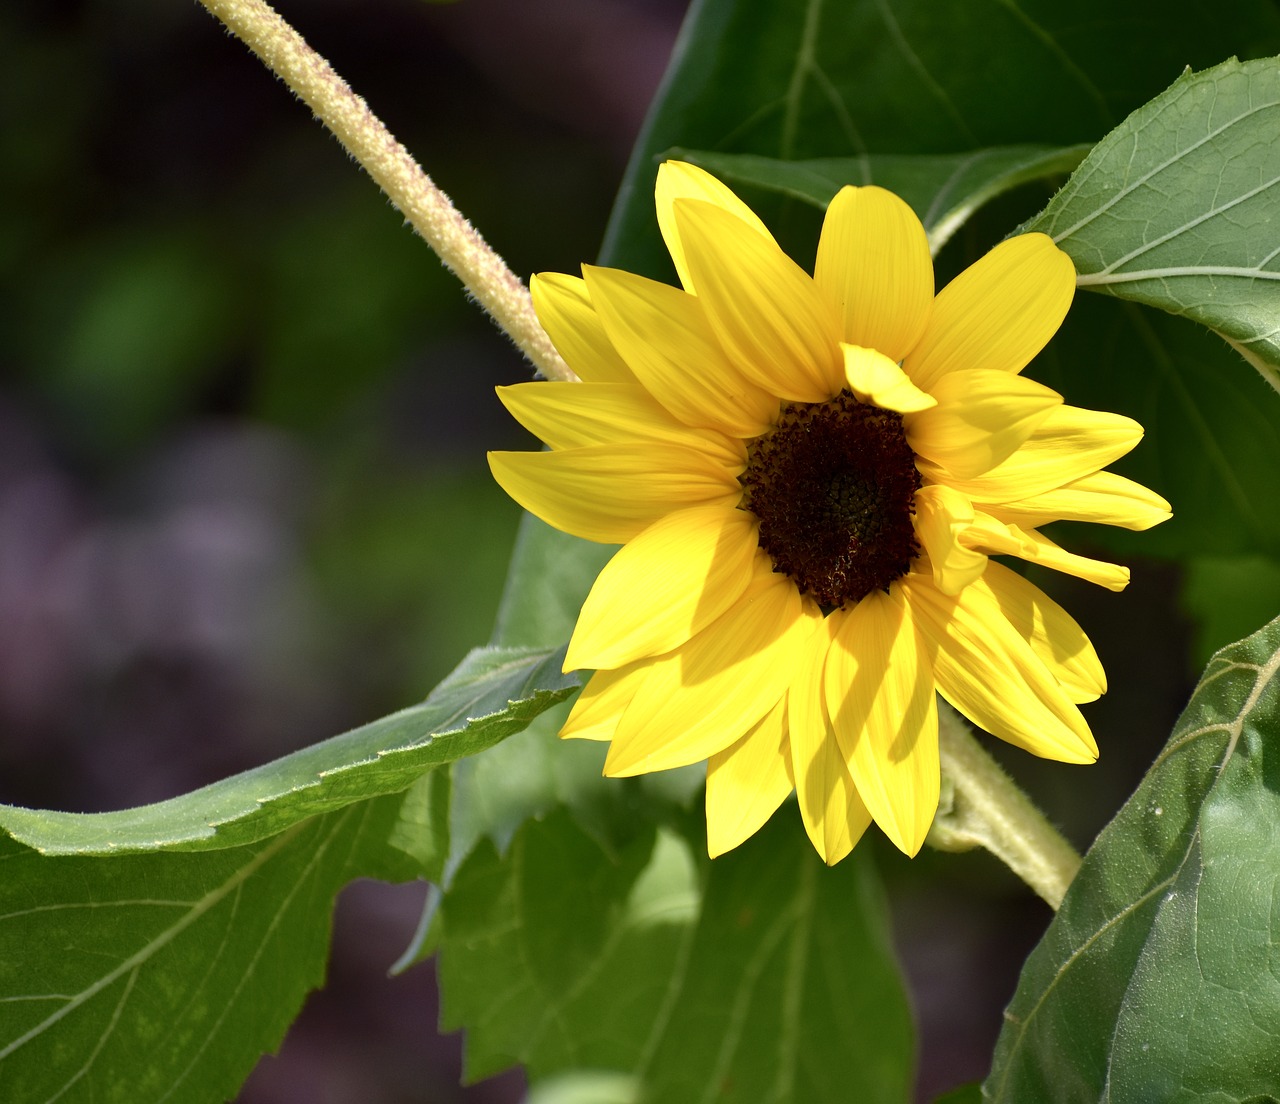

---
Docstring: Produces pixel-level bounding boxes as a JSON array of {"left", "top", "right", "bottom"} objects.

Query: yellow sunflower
[{"left": 489, "top": 161, "right": 1170, "bottom": 864}]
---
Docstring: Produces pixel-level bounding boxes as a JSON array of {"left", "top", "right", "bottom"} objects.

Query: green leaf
[
  {"left": 435, "top": 809, "right": 913, "bottom": 1103},
  {"left": 604, "top": 0, "right": 1280, "bottom": 280},
  {"left": 985, "top": 614, "right": 1280, "bottom": 1102},
  {"left": 0, "top": 793, "right": 412, "bottom": 1104},
  {"left": 666, "top": 145, "right": 1090, "bottom": 253},
  {"left": 0, "top": 644, "right": 577, "bottom": 856},
  {"left": 1025, "top": 57, "right": 1280, "bottom": 383}
]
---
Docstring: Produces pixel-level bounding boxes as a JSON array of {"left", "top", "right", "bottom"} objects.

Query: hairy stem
[
  {"left": 928, "top": 704, "right": 1083, "bottom": 909},
  {"left": 197, "top": 0, "right": 574, "bottom": 381}
]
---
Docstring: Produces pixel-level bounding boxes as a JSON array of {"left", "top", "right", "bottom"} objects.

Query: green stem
[
  {"left": 196, "top": 0, "right": 574, "bottom": 382},
  {"left": 928, "top": 703, "right": 1082, "bottom": 909}
]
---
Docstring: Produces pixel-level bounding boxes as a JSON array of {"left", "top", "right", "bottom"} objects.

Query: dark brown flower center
[{"left": 740, "top": 390, "right": 921, "bottom": 610}]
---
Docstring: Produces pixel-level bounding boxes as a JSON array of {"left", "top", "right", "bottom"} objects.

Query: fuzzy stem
[
  {"left": 928, "top": 703, "right": 1082, "bottom": 909},
  {"left": 197, "top": 0, "right": 574, "bottom": 382}
]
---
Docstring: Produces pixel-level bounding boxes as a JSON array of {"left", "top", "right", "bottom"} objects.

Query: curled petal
[
  {"left": 566, "top": 505, "right": 758, "bottom": 671},
  {"left": 914, "top": 484, "right": 987, "bottom": 595},
  {"left": 815, "top": 185, "right": 934, "bottom": 359},
  {"left": 905, "top": 232, "right": 1075, "bottom": 392},
  {"left": 960, "top": 511, "right": 1130, "bottom": 591},
  {"left": 1008, "top": 527, "right": 1131, "bottom": 592},
  {"left": 959, "top": 511, "right": 1037, "bottom": 558},
  {"left": 843, "top": 344, "right": 936, "bottom": 413}
]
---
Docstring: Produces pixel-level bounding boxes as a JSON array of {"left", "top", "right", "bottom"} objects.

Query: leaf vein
[
  {"left": 1050, "top": 97, "right": 1280, "bottom": 243},
  {"left": 0, "top": 829, "right": 298, "bottom": 1063}
]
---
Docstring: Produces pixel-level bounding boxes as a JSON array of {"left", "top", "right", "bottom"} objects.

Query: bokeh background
[{"left": 1, "top": 1, "right": 1198, "bottom": 1101}]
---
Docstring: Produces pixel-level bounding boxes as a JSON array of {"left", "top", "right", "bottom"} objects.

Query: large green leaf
[
  {"left": 984, "top": 615, "right": 1280, "bottom": 1102},
  {"left": 0, "top": 644, "right": 577, "bottom": 856},
  {"left": 666, "top": 144, "right": 1089, "bottom": 254},
  {"left": 0, "top": 647, "right": 577, "bottom": 1103},
  {"left": 604, "top": 0, "right": 1280, "bottom": 280},
  {"left": 0, "top": 793, "right": 415, "bottom": 1104},
  {"left": 435, "top": 809, "right": 913, "bottom": 1104},
  {"left": 1026, "top": 57, "right": 1280, "bottom": 383}
]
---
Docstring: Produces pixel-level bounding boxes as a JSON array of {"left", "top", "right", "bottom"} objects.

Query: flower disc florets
[{"left": 741, "top": 390, "right": 921, "bottom": 610}]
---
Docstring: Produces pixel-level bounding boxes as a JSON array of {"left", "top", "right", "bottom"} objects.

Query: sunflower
[{"left": 489, "top": 161, "right": 1170, "bottom": 864}]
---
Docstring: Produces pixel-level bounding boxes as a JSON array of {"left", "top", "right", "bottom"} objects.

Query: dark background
[{"left": 0, "top": 2, "right": 1193, "bottom": 1101}]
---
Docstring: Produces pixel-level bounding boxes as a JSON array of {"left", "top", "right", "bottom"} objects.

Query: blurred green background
[
  {"left": 0, "top": 1, "right": 1235, "bottom": 1101},
  {"left": 0, "top": 1, "right": 681, "bottom": 1100}
]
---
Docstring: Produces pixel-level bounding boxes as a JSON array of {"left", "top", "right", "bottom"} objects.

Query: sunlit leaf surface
[
  {"left": 437, "top": 811, "right": 914, "bottom": 1103},
  {"left": 1028, "top": 58, "right": 1280, "bottom": 383},
  {"left": 0, "top": 796, "right": 412, "bottom": 1104}
]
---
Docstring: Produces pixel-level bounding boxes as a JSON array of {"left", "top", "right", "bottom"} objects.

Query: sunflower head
[{"left": 489, "top": 161, "right": 1170, "bottom": 864}]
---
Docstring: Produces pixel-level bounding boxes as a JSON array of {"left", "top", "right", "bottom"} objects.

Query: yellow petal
[
  {"left": 605, "top": 566, "right": 822, "bottom": 775},
  {"left": 904, "top": 233, "right": 1075, "bottom": 393},
  {"left": 913, "top": 484, "right": 987, "bottom": 595},
  {"left": 986, "top": 470, "right": 1172, "bottom": 531},
  {"left": 561, "top": 662, "right": 649, "bottom": 741},
  {"left": 842, "top": 344, "right": 936, "bottom": 413},
  {"left": 982, "top": 562, "right": 1106, "bottom": 704},
  {"left": 958, "top": 511, "right": 1038, "bottom": 558},
  {"left": 488, "top": 445, "right": 739, "bottom": 546},
  {"left": 529, "top": 272, "right": 634, "bottom": 384},
  {"left": 959, "top": 512, "right": 1129, "bottom": 591},
  {"left": 1006, "top": 527, "right": 1131, "bottom": 592},
  {"left": 788, "top": 612, "right": 873, "bottom": 864},
  {"left": 675, "top": 199, "right": 844, "bottom": 402},
  {"left": 917, "top": 405, "right": 1143, "bottom": 503},
  {"left": 815, "top": 185, "right": 934, "bottom": 360},
  {"left": 566, "top": 505, "right": 759, "bottom": 671},
  {"left": 959, "top": 511, "right": 1130, "bottom": 591},
  {"left": 825, "top": 590, "right": 939, "bottom": 857},
  {"left": 907, "top": 369, "right": 1062, "bottom": 479},
  {"left": 900, "top": 574, "right": 1098, "bottom": 763},
  {"left": 706, "top": 700, "right": 794, "bottom": 858},
  {"left": 496, "top": 382, "right": 743, "bottom": 467},
  {"left": 655, "top": 160, "right": 776, "bottom": 294},
  {"left": 583, "top": 265, "right": 779, "bottom": 438}
]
